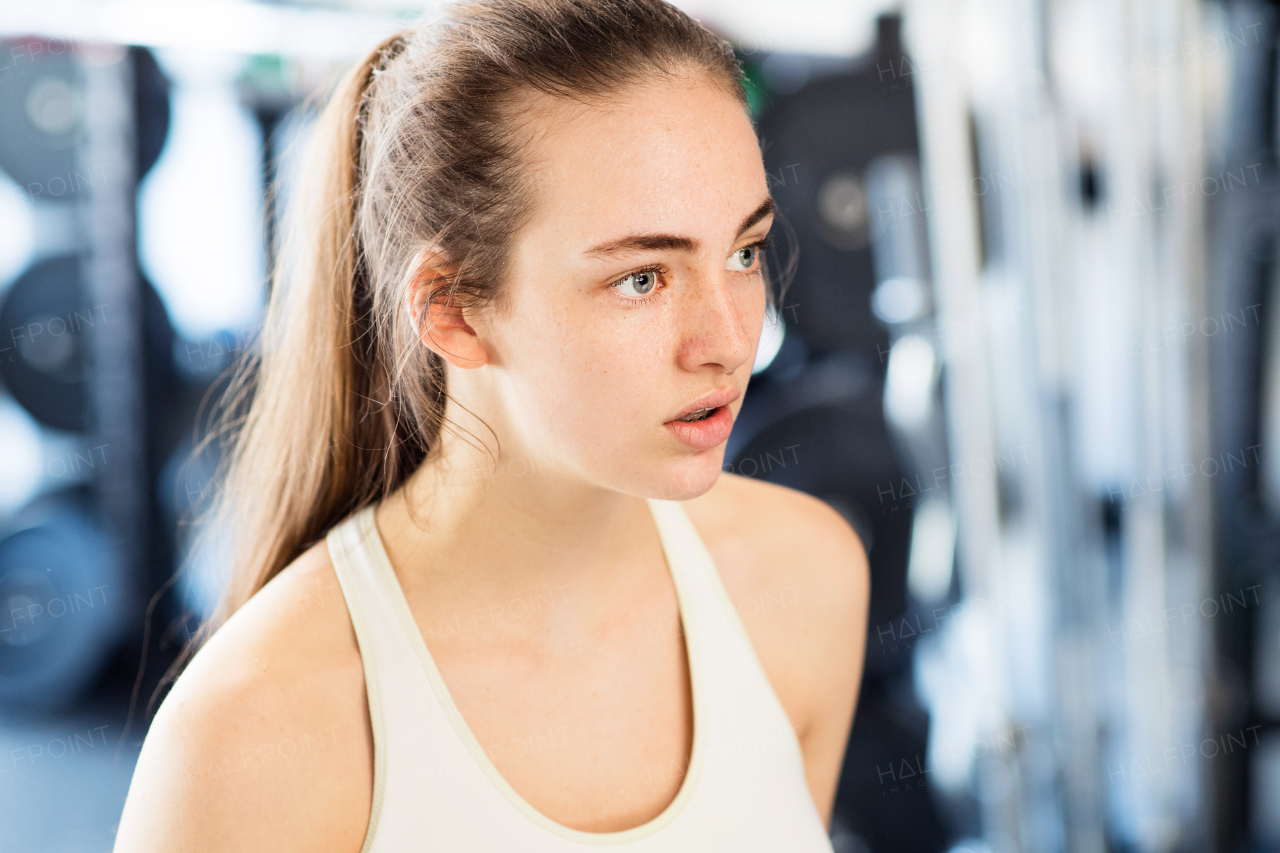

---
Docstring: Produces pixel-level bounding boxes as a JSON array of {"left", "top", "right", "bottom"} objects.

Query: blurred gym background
[{"left": 0, "top": 0, "right": 1275, "bottom": 850}]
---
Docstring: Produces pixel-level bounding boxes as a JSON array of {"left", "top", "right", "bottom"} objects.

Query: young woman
[{"left": 114, "top": 1, "right": 869, "bottom": 850}]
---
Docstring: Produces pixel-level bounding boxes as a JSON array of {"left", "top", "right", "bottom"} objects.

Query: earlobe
[{"left": 404, "top": 250, "right": 489, "bottom": 369}]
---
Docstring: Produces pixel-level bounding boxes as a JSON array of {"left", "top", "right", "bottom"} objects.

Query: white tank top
[{"left": 325, "top": 498, "right": 836, "bottom": 851}]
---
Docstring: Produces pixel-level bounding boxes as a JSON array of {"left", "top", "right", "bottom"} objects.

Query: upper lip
[{"left": 668, "top": 386, "right": 741, "bottom": 421}]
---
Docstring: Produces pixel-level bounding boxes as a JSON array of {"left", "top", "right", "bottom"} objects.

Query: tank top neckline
[{"left": 349, "top": 498, "right": 708, "bottom": 845}]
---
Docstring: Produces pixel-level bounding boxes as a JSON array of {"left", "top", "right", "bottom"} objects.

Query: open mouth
[
  {"left": 674, "top": 407, "right": 716, "bottom": 423},
  {"left": 664, "top": 403, "right": 733, "bottom": 449}
]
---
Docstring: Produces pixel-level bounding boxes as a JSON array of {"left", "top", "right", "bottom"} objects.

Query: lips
[
  {"left": 663, "top": 401, "right": 735, "bottom": 450},
  {"left": 667, "top": 386, "right": 741, "bottom": 423}
]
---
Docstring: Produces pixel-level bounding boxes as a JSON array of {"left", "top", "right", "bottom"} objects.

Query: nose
[{"left": 674, "top": 268, "right": 760, "bottom": 375}]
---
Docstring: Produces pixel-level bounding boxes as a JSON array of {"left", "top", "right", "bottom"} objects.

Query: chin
[{"left": 639, "top": 451, "right": 726, "bottom": 501}]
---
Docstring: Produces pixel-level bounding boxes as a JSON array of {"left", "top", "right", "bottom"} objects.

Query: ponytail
[{"left": 156, "top": 32, "right": 420, "bottom": 703}]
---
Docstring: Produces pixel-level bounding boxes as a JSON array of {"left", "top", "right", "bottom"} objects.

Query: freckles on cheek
[
  {"left": 533, "top": 321, "right": 615, "bottom": 397},
  {"left": 565, "top": 318, "right": 669, "bottom": 427},
  {"left": 575, "top": 325, "right": 640, "bottom": 388},
  {"left": 609, "top": 310, "right": 676, "bottom": 373}
]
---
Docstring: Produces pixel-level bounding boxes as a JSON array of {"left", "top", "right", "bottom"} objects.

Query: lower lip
[{"left": 664, "top": 405, "right": 733, "bottom": 450}]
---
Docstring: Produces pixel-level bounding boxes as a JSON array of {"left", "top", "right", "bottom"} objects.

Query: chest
[
  {"left": 402, "top": 563, "right": 697, "bottom": 833},
  {"left": 376, "top": 504, "right": 815, "bottom": 835}
]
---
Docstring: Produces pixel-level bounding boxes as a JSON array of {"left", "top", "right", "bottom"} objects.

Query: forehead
[{"left": 510, "top": 73, "right": 768, "bottom": 248}]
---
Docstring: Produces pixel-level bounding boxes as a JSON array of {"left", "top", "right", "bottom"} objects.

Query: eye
[
  {"left": 610, "top": 266, "right": 664, "bottom": 302},
  {"left": 726, "top": 236, "right": 774, "bottom": 272}
]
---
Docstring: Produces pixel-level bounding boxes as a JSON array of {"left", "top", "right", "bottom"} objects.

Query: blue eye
[
  {"left": 609, "top": 266, "right": 666, "bottom": 304},
  {"left": 726, "top": 237, "right": 773, "bottom": 272},
  {"left": 727, "top": 245, "right": 756, "bottom": 271},
  {"left": 614, "top": 269, "right": 661, "bottom": 298}
]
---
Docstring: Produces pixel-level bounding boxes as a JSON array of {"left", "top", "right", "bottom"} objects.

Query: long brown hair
[{"left": 158, "top": 0, "right": 792, "bottom": 706}]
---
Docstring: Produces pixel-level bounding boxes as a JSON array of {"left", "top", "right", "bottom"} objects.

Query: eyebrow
[{"left": 581, "top": 197, "right": 775, "bottom": 259}]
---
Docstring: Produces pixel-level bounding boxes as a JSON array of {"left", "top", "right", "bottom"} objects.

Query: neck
[{"left": 374, "top": 419, "right": 666, "bottom": 631}]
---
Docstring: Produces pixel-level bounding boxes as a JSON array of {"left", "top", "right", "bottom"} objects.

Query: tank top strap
[
  {"left": 646, "top": 496, "right": 812, "bottom": 768},
  {"left": 325, "top": 505, "right": 396, "bottom": 853},
  {"left": 326, "top": 504, "right": 454, "bottom": 727},
  {"left": 644, "top": 498, "right": 745, "bottom": 643},
  {"left": 325, "top": 503, "right": 402, "bottom": 679}
]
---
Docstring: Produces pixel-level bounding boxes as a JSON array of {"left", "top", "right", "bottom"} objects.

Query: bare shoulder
[
  {"left": 682, "top": 472, "right": 870, "bottom": 733},
  {"left": 113, "top": 540, "right": 372, "bottom": 853},
  {"left": 683, "top": 472, "right": 870, "bottom": 635}
]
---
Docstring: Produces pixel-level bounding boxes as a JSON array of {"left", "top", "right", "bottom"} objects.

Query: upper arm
[
  {"left": 114, "top": 674, "right": 335, "bottom": 852},
  {"left": 113, "top": 549, "right": 372, "bottom": 853}
]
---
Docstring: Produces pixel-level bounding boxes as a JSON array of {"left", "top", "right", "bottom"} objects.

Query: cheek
[{"left": 511, "top": 305, "right": 674, "bottom": 439}]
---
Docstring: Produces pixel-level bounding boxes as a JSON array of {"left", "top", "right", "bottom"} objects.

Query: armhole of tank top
[
  {"left": 670, "top": 500, "right": 808, "bottom": 751},
  {"left": 326, "top": 516, "right": 387, "bottom": 853}
]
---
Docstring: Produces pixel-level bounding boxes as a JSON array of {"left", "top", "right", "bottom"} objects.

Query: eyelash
[{"left": 608, "top": 236, "right": 776, "bottom": 306}]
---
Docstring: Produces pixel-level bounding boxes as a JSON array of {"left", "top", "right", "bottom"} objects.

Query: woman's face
[{"left": 461, "top": 71, "right": 774, "bottom": 501}]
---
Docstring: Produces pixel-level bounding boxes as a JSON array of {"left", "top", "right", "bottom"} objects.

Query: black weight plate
[
  {"left": 0, "top": 490, "right": 126, "bottom": 716},
  {"left": 0, "top": 255, "right": 90, "bottom": 431},
  {"left": 0, "top": 41, "right": 171, "bottom": 195},
  {"left": 0, "top": 39, "right": 85, "bottom": 198}
]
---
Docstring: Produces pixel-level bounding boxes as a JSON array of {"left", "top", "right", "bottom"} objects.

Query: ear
[{"left": 404, "top": 249, "right": 489, "bottom": 369}]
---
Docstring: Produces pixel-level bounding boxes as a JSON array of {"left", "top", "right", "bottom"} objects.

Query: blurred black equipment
[
  {"left": 0, "top": 42, "right": 167, "bottom": 199},
  {"left": 0, "top": 256, "right": 93, "bottom": 431},
  {"left": 0, "top": 39, "right": 178, "bottom": 717},
  {"left": 0, "top": 490, "right": 126, "bottom": 712},
  {"left": 0, "top": 39, "right": 84, "bottom": 199},
  {"left": 1208, "top": 1, "right": 1280, "bottom": 845}
]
